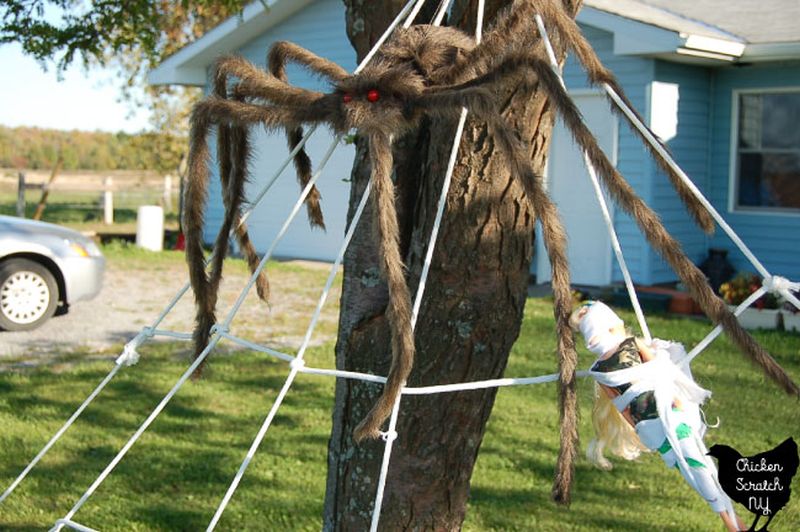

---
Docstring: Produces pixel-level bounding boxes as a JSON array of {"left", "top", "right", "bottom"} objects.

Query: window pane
[
  {"left": 738, "top": 152, "right": 800, "bottom": 209},
  {"left": 761, "top": 93, "right": 800, "bottom": 149},
  {"left": 739, "top": 94, "right": 762, "bottom": 149}
]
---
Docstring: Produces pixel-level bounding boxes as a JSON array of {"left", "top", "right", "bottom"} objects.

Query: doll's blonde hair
[
  {"left": 587, "top": 383, "right": 647, "bottom": 470},
  {"left": 570, "top": 305, "right": 647, "bottom": 470}
]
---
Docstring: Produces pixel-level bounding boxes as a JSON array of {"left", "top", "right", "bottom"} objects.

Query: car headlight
[
  {"left": 66, "top": 239, "right": 102, "bottom": 258},
  {"left": 67, "top": 241, "right": 90, "bottom": 257},
  {"left": 84, "top": 239, "right": 102, "bottom": 257}
]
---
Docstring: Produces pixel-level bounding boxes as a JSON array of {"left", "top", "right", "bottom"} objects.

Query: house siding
[
  {"left": 203, "top": 0, "right": 356, "bottom": 261},
  {"left": 560, "top": 25, "right": 656, "bottom": 284},
  {"left": 649, "top": 60, "right": 713, "bottom": 283},
  {"left": 708, "top": 62, "right": 800, "bottom": 279},
  {"left": 197, "top": 6, "right": 799, "bottom": 284}
]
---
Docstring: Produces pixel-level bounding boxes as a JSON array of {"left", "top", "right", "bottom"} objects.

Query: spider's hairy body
[
  {"left": 183, "top": 0, "right": 798, "bottom": 505},
  {"left": 275, "top": 25, "right": 479, "bottom": 136}
]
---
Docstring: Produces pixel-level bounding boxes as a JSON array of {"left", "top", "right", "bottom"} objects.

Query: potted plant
[
  {"left": 780, "top": 291, "right": 800, "bottom": 333},
  {"left": 719, "top": 273, "right": 781, "bottom": 330}
]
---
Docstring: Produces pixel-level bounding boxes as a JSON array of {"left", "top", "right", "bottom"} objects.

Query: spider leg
[
  {"left": 185, "top": 97, "right": 331, "bottom": 375},
  {"left": 412, "top": 86, "right": 579, "bottom": 503},
  {"left": 224, "top": 122, "right": 271, "bottom": 304},
  {"left": 268, "top": 41, "right": 349, "bottom": 83},
  {"left": 456, "top": 52, "right": 799, "bottom": 396},
  {"left": 209, "top": 70, "right": 270, "bottom": 309},
  {"left": 490, "top": 118, "right": 579, "bottom": 504},
  {"left": 216, "top": 55, "right": 326, "bottom": 107},
  {"left": 209, "top": 100, "right": 270, "bottom": 307},
  {"left": 212, "top": 55, "right": 327, "bottom": 230},
  {"left": 208, "top": 55, "right": 329, "bottom": 307},
  {"left": 268, "top": 41, "right": 350, "bottom": 230},
  {"left": 352, "top": 131, "right": 416, "bottom": 443},
  {"left": 533, "top": 0, "right": 715, "bottom": 233},
  {"left": 447, "top": 0, "right": 715, "bottom": 233}
]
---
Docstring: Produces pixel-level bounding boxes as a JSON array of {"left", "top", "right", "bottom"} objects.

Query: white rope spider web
[{"left": 1, "top": 0, "right": 798, "bottom": 530}]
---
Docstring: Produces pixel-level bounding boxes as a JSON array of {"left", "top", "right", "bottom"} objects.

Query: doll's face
[{"left": 575, "top": 302, "right": 626, "bottom": 355}]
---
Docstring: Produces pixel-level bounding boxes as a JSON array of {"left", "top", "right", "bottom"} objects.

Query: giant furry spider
[{"left": 184, "top": 0, "right": 798, "bottom": 502}]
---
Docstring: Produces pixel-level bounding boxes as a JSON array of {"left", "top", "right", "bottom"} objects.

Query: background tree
[
  {"left": 0, "top": 125, "right": 185, "bottom": 172},
  {"left": 324, "top": 1, "right": 580, "bottom": 529},
  {"left": 0, "top": 0, "right": 249, "bottom": 150}
]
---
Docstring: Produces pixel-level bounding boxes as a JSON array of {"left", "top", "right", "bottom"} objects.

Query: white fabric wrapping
[
  {"left": 589, "top": 339, "right": 735, "bottom": 518},
  {"left": 578, "top": 301, "right": 625, "bottom": 357}
]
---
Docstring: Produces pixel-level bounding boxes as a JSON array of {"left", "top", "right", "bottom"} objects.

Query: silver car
[{"left": 0, "top": 215, "right": 105, "bottom": 331}]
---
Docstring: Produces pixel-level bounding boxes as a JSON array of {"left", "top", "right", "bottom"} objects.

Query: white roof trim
[
  {"left": 578, "top": 7, "right": 744, "bottom": 62},
  {"left": 742, "top": 42, "right": 800, "bottom": 62},
  {"left": 149, "top": 0, "right": 315, "bottom": 86},
  {"left": 683, "top": 35, "right": 745, "bottom": 58}
]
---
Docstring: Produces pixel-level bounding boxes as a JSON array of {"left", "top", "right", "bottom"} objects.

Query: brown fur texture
[
  {"left": 531, "top": 0, "right": 715, "bottom": 233},
  {"left": 183, "top": 0, "right": 797, "bottom": 505},
  {"left": 352, "top": 132, "right": 416, "bottom": 442},
  {"left": 486, "top": 115, "right": 579, "bottom": 505},
  {"left": 267, "top": 42, "right": 344, "bottom": 228},
  {"left": 446, "top": 0, "right": 715, "bottom": 233}
]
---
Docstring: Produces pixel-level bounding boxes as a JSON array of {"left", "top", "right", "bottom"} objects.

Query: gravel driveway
[{"left": 0, "top": 253, "right": 341, "bottom": 367}]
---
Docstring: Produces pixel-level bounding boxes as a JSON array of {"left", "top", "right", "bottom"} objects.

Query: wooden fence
[{"left": 14, "top": 172, "right": 178, "bottom": 224}]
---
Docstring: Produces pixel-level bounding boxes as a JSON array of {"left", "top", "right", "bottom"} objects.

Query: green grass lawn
[{"left": 1, "top": 276, "right": 799, "bottom": 530}]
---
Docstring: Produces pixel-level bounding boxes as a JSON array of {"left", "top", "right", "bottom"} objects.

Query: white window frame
[{"left": 728, "top": 86, "right": 800, "bottom": 217}]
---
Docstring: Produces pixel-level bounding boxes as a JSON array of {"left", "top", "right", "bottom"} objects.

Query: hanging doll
[{"left": 570, "top": 301, "right": 746, "bottom": 532}]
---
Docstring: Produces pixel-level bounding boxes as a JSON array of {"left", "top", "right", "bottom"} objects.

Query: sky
[{"left": 0, "top": 42, "right": 152, "bottom": 133}]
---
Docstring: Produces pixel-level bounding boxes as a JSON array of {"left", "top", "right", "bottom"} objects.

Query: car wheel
[{"left": 0, "top": 258, "right": 59, "bottom": 331}]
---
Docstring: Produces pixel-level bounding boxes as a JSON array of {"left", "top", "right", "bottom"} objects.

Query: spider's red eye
[
  {"left": 343, "top": 93, "right": 353, "bottom": 103},
  {"left": 367, "top": 89, "right": 380, "bottom": 103}
]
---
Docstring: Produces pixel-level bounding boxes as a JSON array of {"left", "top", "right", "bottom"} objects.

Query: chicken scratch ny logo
[{"left": 707, "top": 437, "right": 798, "bottom": 531}]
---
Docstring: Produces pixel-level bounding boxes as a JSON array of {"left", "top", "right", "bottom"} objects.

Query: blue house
[{"left": 150, "top": 0, "right": 800, "bottom": 287}]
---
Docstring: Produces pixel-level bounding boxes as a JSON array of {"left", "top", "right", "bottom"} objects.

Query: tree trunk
[{"left": 325, "top": 1, "right": 580, "bottom": 529}]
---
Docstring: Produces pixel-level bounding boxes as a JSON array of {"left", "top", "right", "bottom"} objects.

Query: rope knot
[
  {"left": 209, "top": 323, "right": 229, "bottom": 336},
  {"left": 290, "top": 358, "right": 306, "bottom": 370},
  {"left": 380, "top": 430, "right": 398, "bottom": 443},
  {"left": 116, "top": 331, "right": 146, "bottom": 367},
  {"left": 762, "top": 275, "right": 800, "bottom": 294}
]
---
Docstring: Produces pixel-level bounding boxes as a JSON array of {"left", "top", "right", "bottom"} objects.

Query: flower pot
[
  {"left": 668, "top": 292, "right": 695, "bottom": 315},
  {"left": 781, "top": 310, "right": 800, "bottom": 333},
  {"left": 728, "top": 306, "right": 781, "bottom": 330}
]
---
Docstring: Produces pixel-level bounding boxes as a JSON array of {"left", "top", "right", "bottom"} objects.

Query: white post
[
  {"left": 103, "top": 177, "right": 114, "bottom": 225},
  {"left": 136, "top": 206, "right": 164, "bottom": 252},
  {"left": 163, "top": 175, "right": 172, "bottom": 213}
]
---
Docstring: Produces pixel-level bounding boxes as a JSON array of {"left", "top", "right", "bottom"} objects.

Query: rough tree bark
[{"left": 324, "top": 1, "right": 581, "bottom": 529}]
